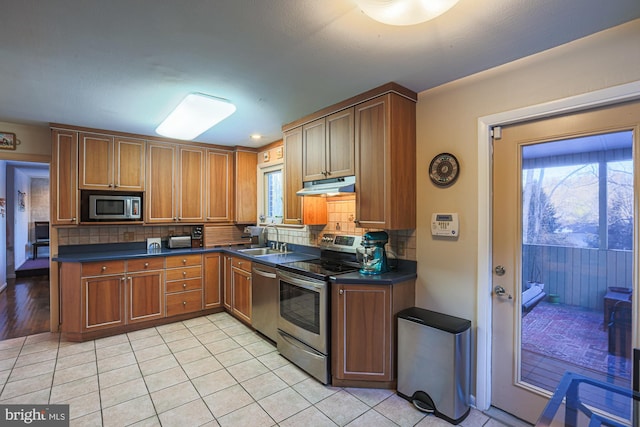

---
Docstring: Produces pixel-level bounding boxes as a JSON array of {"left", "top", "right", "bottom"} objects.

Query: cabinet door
[
  {"left": 178, "top": 146, "right": 205, "bottom": 222},
  {"left": 82, "top": 275, "right": 125, "bottom": 331},
  {"left": 235, "top": 151, "right": 257, "bottom": 224},
  {"left": 354, "top": 96, "right": 387, "bottom": 228},
  {"left": 232, "top": 266, "right": 252, "bottom": 323},
  {"left": 302, "top": 118, "right": 326, "bottom": 181},
  {"left": 332, "top": 284, "right": 392, "bottom": 381},
  {"left": 283, "top": 127, "right": 303, "bottom": 225},
  {"left": 51, "top": 129, "right": 79, "bottom": 225},
  {"left": 206, "top": 149, "right": 233, "bottom": 222},
  {"left": 203, "top": 252, "right": 222, "bottom": 308},
  {"left": 128, "top": 270, "right": 164, "bottom": 323},
  {"left": 79, "top": 133, "right": 114, "bottom": 190},
  {"left": 355, "top": 93, "right": 416, "bottom": 230},
  {"left": 326, "top": 108, "right": 355, "bottom": 178},
  {"left": 146, "top": 142, "right": 176, "bottom": 223},
  {"left": 223, "top": 256, "right": 233, "bottom": 310},
  {"left": 115, "top": 137, "right": 145, "bottom": 191}
]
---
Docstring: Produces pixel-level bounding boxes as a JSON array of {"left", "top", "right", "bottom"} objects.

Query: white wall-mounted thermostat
[{"left": 431, "top": 213, "right": 459, "bottom": 237}]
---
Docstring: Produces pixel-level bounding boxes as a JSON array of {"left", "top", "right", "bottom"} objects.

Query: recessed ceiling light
[
  {"left": 250, "top": 134, "right": 262, "bottom": 140},
  {"left": 156, "top": 93, "right": 236, "bottom": 140},
  {"left": 354, "top": 0, "right": 459, "bottom": 26}
]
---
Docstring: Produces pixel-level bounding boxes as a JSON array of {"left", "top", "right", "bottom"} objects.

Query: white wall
[
  {"left": 0, "top": 160, "right": 6, "bottom": 290},
  {"left": 10, "top": 167, "right": 30, "bottom": 270},
  {"left": 415, "top": 19, "right": 640, "bottom": 396}
]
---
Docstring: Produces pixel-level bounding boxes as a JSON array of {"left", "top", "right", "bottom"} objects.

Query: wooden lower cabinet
[
  {"left": 166, "top": 290, "right": 203, "bottom": 317},
  {"left": 331, "top": 280, "right": 415, "bottom": 387},
  {"left": 127, "top": 269, "right": 164, "bottom": 323},
  {"left": 231, "top": 264, "right": 252, "bottom": 323},
  {"left": 223, "top": 255, "right": 233, "bottom": 311},
  {"left": 59, "top": 253, "right": 223, "bottom": 342},
  {"left": 203, "top": 252, "right": 222, "bottom": 308},
  {"left": 82, "top": 274, "right": 125, "bottom": 331},
  {"left": 224, "top": 257, "right": 252, "bottom": 324},
  {"left": 165, "top": 254, "right": 203, "bottom": 316}
]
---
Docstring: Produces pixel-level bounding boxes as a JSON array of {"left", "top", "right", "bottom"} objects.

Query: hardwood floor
[{"left": 0, "top": 275, "right": 50, "bottom": 340}]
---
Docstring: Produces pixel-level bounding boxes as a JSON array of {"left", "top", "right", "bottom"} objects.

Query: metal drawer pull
[
  {"left": 144, "top": 262, "right": 149, "bottom": 267},
  {"left": 102, "top": 266, "right": 107, "bottom": 271},
  {"left": 183, "top": 301, "right": 186, "bottom": 306},
  {"left": 183, "top": 283, "right": 187, "bottom": 288}
]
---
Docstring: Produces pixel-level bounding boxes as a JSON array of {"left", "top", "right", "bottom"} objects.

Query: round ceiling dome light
[{"left": 354, "top": 0, "right": 459, "bottom": 26}]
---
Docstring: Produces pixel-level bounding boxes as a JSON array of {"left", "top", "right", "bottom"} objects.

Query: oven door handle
[{"left": 278, "top": 271, "right": 324, "bottom": 291}]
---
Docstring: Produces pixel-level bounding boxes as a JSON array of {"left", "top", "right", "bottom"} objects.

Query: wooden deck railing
[{"left": 522, "top": 244, "right": 632, "bottom": 311}]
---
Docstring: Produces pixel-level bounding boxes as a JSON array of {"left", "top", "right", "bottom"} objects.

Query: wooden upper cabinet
[
  {"left": 302, "top": 108, "right": 354, "bottom": 182},
  {"left": 114, "top": 137, "right": 145, "bottom": 191},
  {"left": 206, "top": 149, "right": 233, "bottom": 222},
  {"left": 283, "top": 127, "right": 303, "bottom": 225},
  {"left": 51, "top": 129, "right": 79, "bottom": 225},
  {"left": 302, "top": 118, "right": 326, "bottom": 182},
  {"left": 234, "top": 150, "right": 257, "bottom": 224},
  {"left": 177, "top": 145, "right": 205, "bottom": 222},
  {"left": 146, "top": 142, "right": 177, "bottom": 223},
  {"left": 79, "top": 133, "right": 112, "bottom": 190},
  {"left": 355, "top": 93, "right": 416, "bottom": 230},
  {"left": 79, "top": 133, "right": 145, "bottom": 191},
  {"left": 146, "top": 142, "right": 205, "bottom": 224},
  {"left": 326, "top": 108, "right": 355, "bottom": 179}
]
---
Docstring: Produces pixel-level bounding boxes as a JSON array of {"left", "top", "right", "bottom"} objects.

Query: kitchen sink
[{"left": 237, "top": 247, "right": 290, "bottom": 256}]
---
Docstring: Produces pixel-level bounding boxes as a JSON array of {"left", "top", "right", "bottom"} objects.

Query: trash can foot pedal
[{"left": 411, "top": 391, "right": 435, "bottom": 413}]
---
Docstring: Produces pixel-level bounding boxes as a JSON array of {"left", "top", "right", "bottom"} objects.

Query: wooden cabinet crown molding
[
  {"left": 281, "top": 82, "right": 417, "bottom": 132},
  {"left": 50, "top": 123, "right": 252, "bottom": 153}
]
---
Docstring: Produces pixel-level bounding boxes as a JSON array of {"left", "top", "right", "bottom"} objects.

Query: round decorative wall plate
[{"left": 429, "top": 153, "right": 459, "bottom": 187}]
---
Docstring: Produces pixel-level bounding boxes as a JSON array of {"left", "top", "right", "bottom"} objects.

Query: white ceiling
[{"left": 2, "top": 1, "right": 639, "bottom": 148}]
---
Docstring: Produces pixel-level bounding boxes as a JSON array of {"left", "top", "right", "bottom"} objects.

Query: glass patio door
[{"left": 491, "top": 101, "right": 638, "bottom": 423}]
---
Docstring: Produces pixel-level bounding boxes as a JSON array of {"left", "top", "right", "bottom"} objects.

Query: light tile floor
[{"left": 0, "top": 312, "right": 515, "bottom": 426}]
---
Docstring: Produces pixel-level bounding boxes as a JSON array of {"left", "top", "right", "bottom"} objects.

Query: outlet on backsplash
[
  {"left": 124, "top": 232, "right": 134, "bottom": 241},
  {"left": 397, "top": 241, "right": 406, "bottom": 256}
]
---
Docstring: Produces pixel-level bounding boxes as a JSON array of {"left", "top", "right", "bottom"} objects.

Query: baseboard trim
[{"left": 0, "top": 282, "right": 6, "bottom": 293}]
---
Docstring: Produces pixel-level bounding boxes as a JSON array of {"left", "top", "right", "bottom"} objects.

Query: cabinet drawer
[
  {"left": 127, "top": 257, "right": 164, "bottom": 272},
  {"left": 82, "top": 260, "right": 126, "bottom": 277},
  {"left": 166, "top": 290, "right": 202, "bottom": 317},
  {"left": 231, "top": 258, "right": 251, "bottom": 272},
  {"left": 165, "top": 265, "right": 202, "bottom": 281},
  {"left": 166, "top": 254, "right": 202, "bottom": 268},
  {"left": 166, "top": 277, "right": 202, "bottom": 294}
]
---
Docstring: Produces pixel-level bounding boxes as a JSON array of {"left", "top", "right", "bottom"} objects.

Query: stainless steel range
[{"left": 276, "top": 233, "right": 361, "bottom": 384}]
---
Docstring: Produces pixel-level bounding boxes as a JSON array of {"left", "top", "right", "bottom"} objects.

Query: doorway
[
  {"left": 1, "top": 160, "right": 51, "bottom": 339},
  {"left": 490, "top": 101, "right": 638, "bottom": 423}
]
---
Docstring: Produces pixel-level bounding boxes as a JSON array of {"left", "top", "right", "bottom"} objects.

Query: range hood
[{"left": 296, "top": 176, "right": 355, "bottom": 196}]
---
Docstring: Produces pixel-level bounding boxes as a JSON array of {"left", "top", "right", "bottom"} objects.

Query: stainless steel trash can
[{"left": 397, "top": 307, "right": 471, "bottom": 425}]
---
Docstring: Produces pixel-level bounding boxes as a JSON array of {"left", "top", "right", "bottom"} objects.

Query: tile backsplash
[{"left": 56, "top": 225, "right": 195, "bottom": 246}]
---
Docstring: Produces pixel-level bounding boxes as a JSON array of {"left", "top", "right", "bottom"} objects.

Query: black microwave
[{"left": 81, "top": 191, "right": 143, "bottom": 222}]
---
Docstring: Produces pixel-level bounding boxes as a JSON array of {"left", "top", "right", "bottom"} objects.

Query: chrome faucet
[{"left": 262, "top": 224, "right": 279, "bottom": 250}]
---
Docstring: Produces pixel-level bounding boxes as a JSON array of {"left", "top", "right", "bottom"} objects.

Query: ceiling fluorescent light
[
  {"left": 354, "top": 0, "right": 458, "bottom": 26},
  {"left": 155, "top": 93, "right": 236, "bottom": 140}
]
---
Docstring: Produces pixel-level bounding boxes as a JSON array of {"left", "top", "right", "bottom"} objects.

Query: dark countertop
[
  {"left": 53, "top": 243, "right": 416, "bottom": 284},
  {"left": 331, "top": 264, "right": 417, "bottom": 285},
  {"left": 52, "top": 242, "right": 319, "bottom": 266}
]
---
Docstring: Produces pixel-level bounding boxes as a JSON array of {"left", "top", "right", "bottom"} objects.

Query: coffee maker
[{"left": 356, "top": 231, "right": 390, "bottom": 275}]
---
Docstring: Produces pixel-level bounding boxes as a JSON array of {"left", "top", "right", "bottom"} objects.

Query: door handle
[{"left": 494, "top": 285, "right": 512, "bottom": 299}]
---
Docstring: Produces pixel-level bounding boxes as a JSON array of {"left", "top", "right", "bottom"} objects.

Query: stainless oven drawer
[{"left": 277, "top": 329, "right": 329, "bottom": 385}]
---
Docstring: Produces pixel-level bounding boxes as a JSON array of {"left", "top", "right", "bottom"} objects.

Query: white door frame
[{"left": 475, "top": 79, "right": 640, "bottom": 410}]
